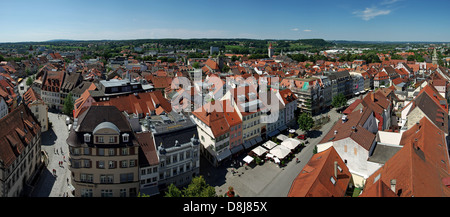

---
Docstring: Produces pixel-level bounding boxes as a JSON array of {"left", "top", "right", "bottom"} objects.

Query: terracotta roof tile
[
  {"left": 288, "top": 147, "right": 351, "bottom": 197},
  {"left": 365, "top": 117, "right": 450, "bottom": 197}
]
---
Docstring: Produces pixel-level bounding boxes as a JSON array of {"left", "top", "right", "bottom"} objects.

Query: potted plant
[{"left": 226, "top": 186, "right": 235, "bottom": 197}]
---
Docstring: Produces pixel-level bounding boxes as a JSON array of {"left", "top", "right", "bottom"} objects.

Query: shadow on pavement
[
  {"left": 31, "top": 168, "right": 56, "bottom": 197},
  {"left": 200, "top": 154, "right": 248, "bottom": 189},
  {"left": 308, "top": 130, "right": 323, "bottom": 139},
  {"left": 41, "top": 128, "right": 58, "bottom": 146}
]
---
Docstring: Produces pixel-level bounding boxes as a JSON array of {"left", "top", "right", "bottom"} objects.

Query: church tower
[
  {"left": 432, "top": 48, "right": 438, "bottom": 65},
  {"left": 268, "top": 43, "right": 274, "bottom": 58}
]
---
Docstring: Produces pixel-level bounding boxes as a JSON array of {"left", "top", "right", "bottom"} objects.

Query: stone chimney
[
  {"left": 334, "top": 161, "right": 338, "bottom": 179},
  {"left": 390, "top": 179, "right": 396, "bottom": 193}
]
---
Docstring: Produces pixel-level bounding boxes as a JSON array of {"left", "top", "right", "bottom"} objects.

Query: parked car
[{"left": 297, "top": 134, "right": 307, "bottom": 140}]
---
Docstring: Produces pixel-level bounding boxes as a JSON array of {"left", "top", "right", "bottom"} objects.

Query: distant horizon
[
  {"left": 1, "top": 38, "right": 450, "bottom": 44},
  {"left": 2, "top": 0, "right": 450, "bottom": 43}
]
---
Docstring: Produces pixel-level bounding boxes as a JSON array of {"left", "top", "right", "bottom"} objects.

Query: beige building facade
[{"left": 67, "top": 106, "right": 139, "bottom": 197}]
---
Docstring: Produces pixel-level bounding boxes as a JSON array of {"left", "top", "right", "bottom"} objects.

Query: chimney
[
  {"left": 390, "top": 179, "right": 396, "bottom": 193},
  {"left": 351, "top": 126, "right": 357, "bottom": 132},
  {"left": 334, "top": 130, "right": 338, "bottom": 135},
  {"left": 360, "top": 108, "right": 363, "bottom": 113},
  {"left": 334, "top": 161, "right": 338, "bottom": 179},
  {"left": 370, "top": 92, "right": 375, "bottom": 102}
]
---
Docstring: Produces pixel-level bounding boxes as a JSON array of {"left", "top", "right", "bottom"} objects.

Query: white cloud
[
  {"left": 291, "top": 28, "right": 299, "bottom": 31},
  {"left": 381, "top": 0, "right": 402, "bottom": 5},
  {"left": 303, "top": 29, "right": 312, "bottom": 32},
  {"left": 353, "top": 7, "right": 391, "bottom": 21}
]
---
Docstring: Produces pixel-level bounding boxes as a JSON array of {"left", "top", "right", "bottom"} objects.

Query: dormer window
[
  {"left": 123, "top": 133, "right": 129, "bottom": 142},
  {"left": 84, "top": 133, "right": 91, "bottom": 143}
]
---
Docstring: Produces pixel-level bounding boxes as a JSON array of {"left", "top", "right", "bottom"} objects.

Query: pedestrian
[{"left": 63, "top": 156, "right": 65, "bottom": 162}]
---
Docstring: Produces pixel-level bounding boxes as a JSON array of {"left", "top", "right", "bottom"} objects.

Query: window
[
  {"left": 330, "top": 176, "right": 336, "bottom": 185},
  {"left": 98, "top": 148, "right": 105, "bottom": 156},
  {"left": 81, "top": 189, "right": 93, "bottom": 197},
  {"left": 100, "top": 175, "right": 107, "bottom": 183},
  {"left": 109, "top": 161, "right": 115, "bottom": 169},
  {"left": 122, "top": 133, "right": 129, "bottom": 142},
  {"left": 109, "top": 136, "right": 115, "bottom": 143},
  {"left": 121, "top": 148, "right": 128, "bottom": 155},
  {"left": 173, "top": 155, "right": 177, "bottom": 163},
  {"left": 109, "top": 148, "right": 115, "bottom": 156},
  {"left": 120, "top": 173, "right": 134, "bottom": 183},
  {"left": 84, "top": 147, "right": 90, "bottom": 155},
  {"left": 84, "top": 134, "right": 91, "bottom": 142},
  {"left": 84, "top": 160, "right": 91, "bottom": 168},
  {"left": 186, "top": 151, "right": 190, "bottom": 159},
  {"left": 101, "top": 189, "right": 113, "bottom": 197},
  {"left": 121, "top": 160, "right": 128, "bottom": 168},
  {"left": 130, "top": 160, "right": 135, "bottom": 167},
  {"left": 98, "top": 161, "right": 105, "bottom": 169},
  {"left": 120, "top": 189, "right": 127, "bottom": 197},
  {"left": 98, "top": 136, "right": 104, "bottom": 143}
]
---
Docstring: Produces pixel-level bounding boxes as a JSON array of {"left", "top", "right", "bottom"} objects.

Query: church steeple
[
  {"left": 268, "top": 42, "right": 274, "bottom": 58},
  {"left": 432, "top": 48, "right": 438, "bottom": 65}
]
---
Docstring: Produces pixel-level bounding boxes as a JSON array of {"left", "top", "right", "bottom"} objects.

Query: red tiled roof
[
  {"left": 94, "top": 91, "right": 172, "bottom": 117},
  {"left": 364, "top": 117, "right": 450, "bottom": 197},
  {"left": 319, "top": 107, "right": 376, "bottom": 151},
  {"left": 192, "top": 100, "right": 230, "bottom": 138},
  {"left": 288, "top": 146, "right": 351, "bottom": 197},
  {"left": 0, "top": 104, "right": 40, "bottom": 168}
]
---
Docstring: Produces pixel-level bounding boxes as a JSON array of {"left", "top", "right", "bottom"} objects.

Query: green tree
[
  {"left": 331, "top": 93, "right": 347, "bottom": 109},
  {"left": 164, "top": 176, "right": 216, "bottom": 197},
  {"left": 165, "top": 183, "right": 183, "bottom": 197},
  {"left": 26, "top": 77, "right": 33, "bottom": 86},
  {"left": 183, "top": 176, "right": 217, "bottom": 197},
  {"left": 297, "top": 112, "right": 314, "bottom": 132},
  {"left": 191, "top": 62, "right": 200, "bottom": 69},
  {"left": 63, "top": 93, "right": 74, "bottom": 116},
  {"left": 221, "top": 64, "right": 230, "bottom": 72}
]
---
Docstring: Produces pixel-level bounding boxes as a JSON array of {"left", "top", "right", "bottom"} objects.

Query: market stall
[{"left": 280, "top": 138, "right": 301, "bottom": 150}]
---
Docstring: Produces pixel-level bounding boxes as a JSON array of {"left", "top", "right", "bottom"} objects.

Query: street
[
  {"left": 31, "top": 112, "right": 73, "bottom": 197},
  {"left": 201, "top": 108, "right": 342, "bottom": 197}
]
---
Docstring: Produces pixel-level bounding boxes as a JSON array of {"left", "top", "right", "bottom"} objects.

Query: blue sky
[{"left": 1, "top": 0, "right": 449, "bottom": 42}]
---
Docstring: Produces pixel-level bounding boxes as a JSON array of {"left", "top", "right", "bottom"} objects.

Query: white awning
[
  {"left": 269, "top": 145, "right": 291, "bottom": 159},
  {"left": 273, "top": 157, "right": 280, "bottom": 164},
  {"left": 243, "top": 155, "right": 254, "bottom": 164},
  {"left": 281, "top": 138, "right": 301, "bottom": 150},
  {"left": 262, "top": 140, "right": 278, "bottom": 150},
  {"left": 276, "top": 134, "right": 289, "bottom": 141},
  {"left": 251, "top": 146, "right": 268, "bottom": 156}
]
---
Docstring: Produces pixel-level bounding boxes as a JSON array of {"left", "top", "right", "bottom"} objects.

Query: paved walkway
[
  {"left": 31, "top": 112, "right": 73, "bottom": 197},
  {"left": 201, "top": 108, "right": 341, "bottom": 197}
]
